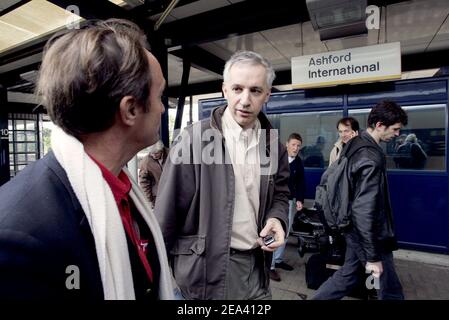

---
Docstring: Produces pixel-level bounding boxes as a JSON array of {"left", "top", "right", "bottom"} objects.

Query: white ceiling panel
[
  {"left": 260, "top": 24, "right": 302, "bottom": 61},
  {"left": 167, "top": 54, "right": 221, "bottom": 86},
  {"left": 324, "top": 32, "right": 376, "bottom": 51},
  {"left": 198, "top": 41, "right": 233, "bottom": 61},
  {"left": 401, "top": 68, "right": 439, "bottom": 79},
  {"left": 426, "top": 40, "right": 449, "bottom": 51},
  {"left": 0, "top": 21, "right": 34, "bottom": 50},
  {"left": 429, "top": 13, "right": 449, "bottom": 43},
  {"left": 301, "top": 21, "right": 327, "bottom": 55},
  {"left": 401, "top": 43, "right": 428, "bottom": 54},
  {"left": 386, "top": 0, "right": 448, "bottom": 45},
  {"left": 0, "top": 0, "right": 83, "bottom": 54},
  {"left": 188, "top": 67, "right": 222, "bottom": 84},
  {"left": 201, "top": 32, "right": 287, "bottom": 69}
]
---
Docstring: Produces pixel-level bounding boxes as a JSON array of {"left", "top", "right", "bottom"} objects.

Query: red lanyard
[{"left": 120, "top": 200, "right": 153, "bottom": 283}]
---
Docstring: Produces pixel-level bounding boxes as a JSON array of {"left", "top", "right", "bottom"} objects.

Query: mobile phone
[{"left": 263, "top": 235, "right": 275, "bottom": 246}]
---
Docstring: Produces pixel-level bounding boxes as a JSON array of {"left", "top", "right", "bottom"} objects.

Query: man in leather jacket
[{"left": 313, "top": 100, "right": 407, "bottom": 300}]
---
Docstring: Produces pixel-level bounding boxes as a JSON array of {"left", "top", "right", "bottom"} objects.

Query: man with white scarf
[{"left": 0, "top": 19, "right": 174, "bottom": 300}]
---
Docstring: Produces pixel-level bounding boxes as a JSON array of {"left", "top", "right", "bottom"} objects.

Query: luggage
[
  {"left": 305, "top": 253, "right": 335, "bottom": 290},
  {"left": 305, "top": 253, "right": 376, "bottom": 299},
  {"left": 294, "top": 208, "right": 377, "bottom": 299}
]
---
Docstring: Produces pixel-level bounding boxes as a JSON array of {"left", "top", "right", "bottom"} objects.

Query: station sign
[{"left": 291, "top": 42, "right": 401, "bottom": 89}]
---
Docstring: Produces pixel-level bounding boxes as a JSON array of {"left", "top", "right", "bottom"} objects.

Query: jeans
[
  {"left": 312, "top": 231, "right": 404, "bottom": 300},
  {"left": 271, "top": 199, "right": 295, "bottom": 269},
  {"left": 173, "top": 287, "right": 185, "bottom": 300}
]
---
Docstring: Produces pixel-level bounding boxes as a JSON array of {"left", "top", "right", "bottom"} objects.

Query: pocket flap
[{"left": 170, "top": 235, "right": 206, "bottom": 255}]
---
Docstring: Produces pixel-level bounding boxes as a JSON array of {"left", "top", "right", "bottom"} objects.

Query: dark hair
[
  {"left": 337, "top": 117, "right": 359, "bottom": 132},
  {"left": 37, "top": 19, "right": 151, "bottom": 137},
  {"left": 367, "top": 100, "right": 408, "bottom": 128},
  {"left": 288, "top": 132, "right": 302, "bottom": 143}
]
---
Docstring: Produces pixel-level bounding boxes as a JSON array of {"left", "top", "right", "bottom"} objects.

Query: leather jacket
[{"left": 347, "top": 131, "right": 398, "bottom": 262}]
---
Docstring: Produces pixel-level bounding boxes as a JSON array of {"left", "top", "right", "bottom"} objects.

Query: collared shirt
[
  {"left": 89, "top": 155, "right": 154, "bottom": 283},
  {"left": 222, "top": 107, "right": 261, "bottom": 250},
  {"left": 288, "top": 156, "right": 295, "bottom": 164}
]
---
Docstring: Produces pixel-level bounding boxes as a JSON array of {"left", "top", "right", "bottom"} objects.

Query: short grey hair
[
  {"left": 148, "top": 140, "right": 165, "bottom": 154},
  {"left": 223, "top": 50, "right": 276, "bottom": 88}
]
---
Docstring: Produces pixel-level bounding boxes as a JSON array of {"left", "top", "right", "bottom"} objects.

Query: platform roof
[{"left": 1, "top": 0, "right": 448, "bottom": 98}]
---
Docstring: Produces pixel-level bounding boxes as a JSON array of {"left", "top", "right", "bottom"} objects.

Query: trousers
[
  {"left": 312, "top": 231, "right": 404, "bottom": 300},
  {"left": 226, "top": 249, "right": 272, "bottom": 300}
]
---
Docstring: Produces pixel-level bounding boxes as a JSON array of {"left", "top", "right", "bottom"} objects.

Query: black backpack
[{"left": 314, "top": 137, "right": 374, "bottom": 231}]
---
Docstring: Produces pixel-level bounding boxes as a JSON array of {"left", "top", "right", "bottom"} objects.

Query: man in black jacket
[
  {"left": 270, "top": 133, "right": 306, "bottom": 281},
  {"left": 313, "top": 100, "right": 407, "bottom": 300}
]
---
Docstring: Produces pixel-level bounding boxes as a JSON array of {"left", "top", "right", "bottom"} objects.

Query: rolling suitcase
[{"left": 305, "top": 253, "right": 375, "bottom": 299}]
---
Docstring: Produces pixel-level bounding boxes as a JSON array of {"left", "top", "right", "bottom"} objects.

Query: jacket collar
[
  {"left": 360, "top": 130, "right": 384, "bottom": 153},
  {"left": 361, "top": 130, "right": 380, "bottom": 146},
  {"left": 45, "top": 151, "right": 90, "bottom": 230}
]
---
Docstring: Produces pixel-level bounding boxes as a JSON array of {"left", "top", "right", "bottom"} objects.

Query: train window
[
  {"left": 349, "top": 104, "right": 446, "bottom": 171},
  {"left": 268, "top": 111, "right": 343, "bottom": 168}
]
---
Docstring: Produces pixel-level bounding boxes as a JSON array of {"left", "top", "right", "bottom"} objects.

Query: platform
[{"left": 271, "top": 237, "right": 449, "bottom": 300}]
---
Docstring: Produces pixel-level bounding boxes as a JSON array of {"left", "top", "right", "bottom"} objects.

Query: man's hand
[
  {"left": 296, "top": 201, "right": 303, "bottom": 211},
  {"left": 257, "top": 218, "right": 285, "bottom": 252},
  {"left": 366, "top": 261, "right": 383, "bottom": 278}
]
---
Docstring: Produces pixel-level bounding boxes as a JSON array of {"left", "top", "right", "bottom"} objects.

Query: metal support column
[
  {"left": 150, "top": 34, "right": 170, "bottom": 146},
  {"left": 174, "top": 46, "right": 191, "bottom": 132},
  {"left": 0, "top": 85, "right": 10, "bottom": 186}
]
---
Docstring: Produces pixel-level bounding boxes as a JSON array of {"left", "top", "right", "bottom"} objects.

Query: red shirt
[{"left": 89, "top": 155, "right": 153, "bottom": 283}]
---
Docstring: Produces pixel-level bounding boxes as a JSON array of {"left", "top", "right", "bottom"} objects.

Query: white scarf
[{"left": 51, "top": 126, "right": 174, "bottom": 300}]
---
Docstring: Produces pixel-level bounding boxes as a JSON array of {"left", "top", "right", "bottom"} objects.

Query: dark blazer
[
  {"left": 288, "top": 155, "right": 306, "bottom": 203},
  {"left": 0, "top": 151, "right": 159, "bottom": 300},
  {"left": 0, "top": 152, "right": 102, "bottom": 300}
]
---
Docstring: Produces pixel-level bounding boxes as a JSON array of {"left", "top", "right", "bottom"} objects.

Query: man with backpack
[{"left": 313, "top": 100, "right": 407, "bottom": 300}]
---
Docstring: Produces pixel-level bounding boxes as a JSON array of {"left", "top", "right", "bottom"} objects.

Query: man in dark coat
[
  {"left": 313, "top": 100, "right": 407, "bottom": 300},
  {"left": 270, "top": 132, "right": 306, "bottom": 281},
  {"left": 0, "top": 19, "right": 173, "bottom": 300}
]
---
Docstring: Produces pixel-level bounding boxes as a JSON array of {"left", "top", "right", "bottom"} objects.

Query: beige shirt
[{"left": 222, "top": 108, "right": 261, "bottom": 250}]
